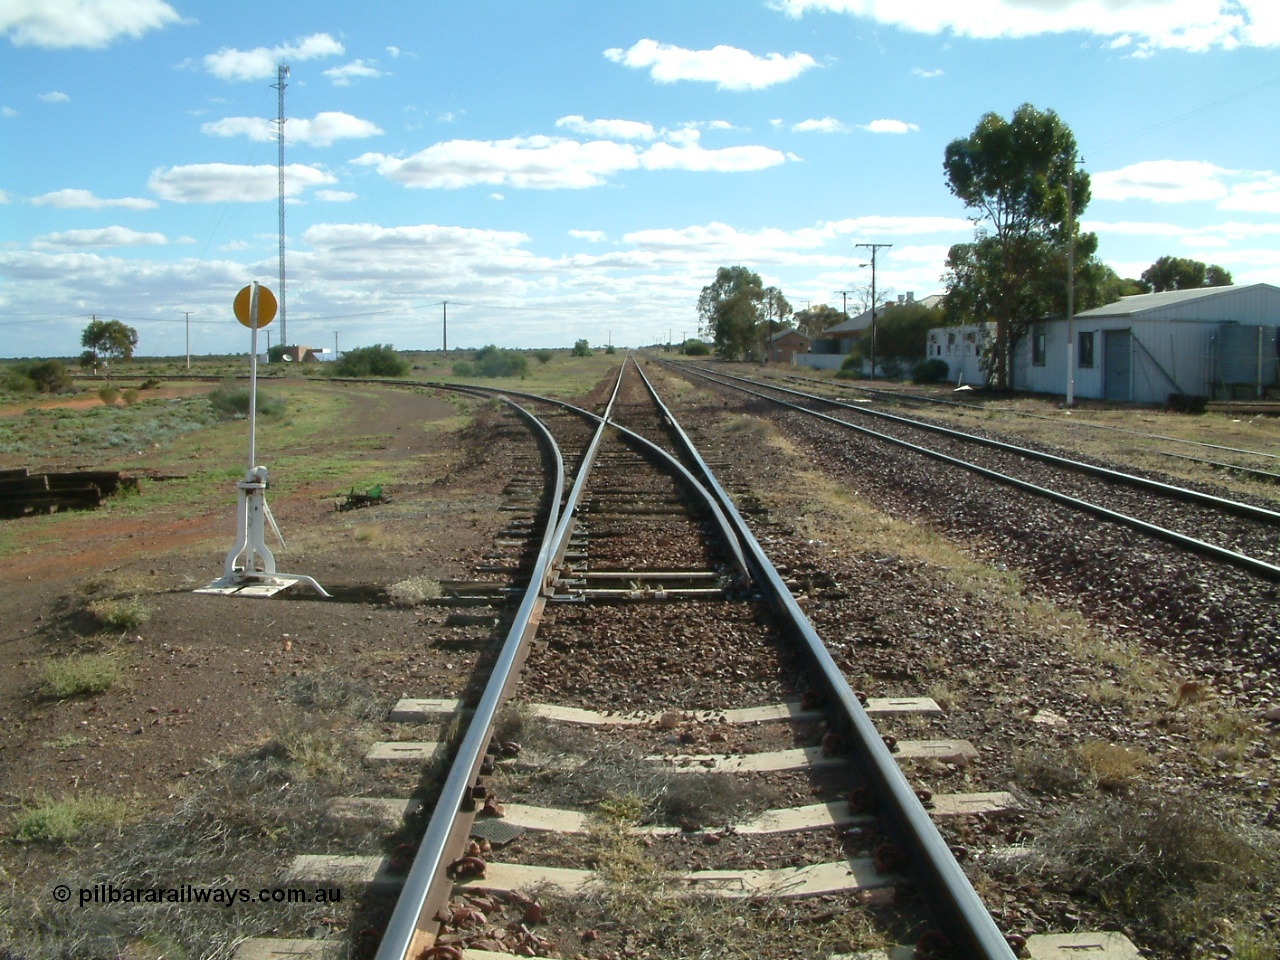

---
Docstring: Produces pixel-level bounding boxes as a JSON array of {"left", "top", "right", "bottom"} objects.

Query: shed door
[{"left": 1103, "top": 329, "right": 1131, "bottom": 401}]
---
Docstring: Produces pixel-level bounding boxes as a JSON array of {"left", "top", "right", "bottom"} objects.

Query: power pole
[
  {"left": 836, "top": 290, "right": 849, "bottom": 320},
  {"left": 856, "top": 243, "right": 892, "bottom": 379},
  {"left": 273, "top": 65, "right": 290, "bottom": 348},
  {"left": 442, "top": 301, "right": 448, "bottom": 352},
  {"left": 184, "top": 311, "right": 192, "bottom": 369},
  {"left": 334, "top": 331, "right": 339, "bottom": 358},
  {"left": 1065, "top": 155, "right": 1083, "bottom": 407}
]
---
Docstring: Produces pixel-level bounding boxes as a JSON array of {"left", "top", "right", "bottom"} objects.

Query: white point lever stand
[{"left": 198, "top": 282, "right": 328, "bottom": 599}]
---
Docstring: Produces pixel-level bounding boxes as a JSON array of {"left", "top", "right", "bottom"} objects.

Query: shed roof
[
  {"left": 1074, "top": 283, "right": 1280, "bottom": 319},
  {"left": 768, "top": 328, "right": 809, "bottom": 342}
]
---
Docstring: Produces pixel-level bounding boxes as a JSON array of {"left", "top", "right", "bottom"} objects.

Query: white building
[
  {"left": 928, "top": 283, "right": 1280, "bottom": 402},
  {"left": 925, "top": 323, "right": 991, "bottom": 387}
]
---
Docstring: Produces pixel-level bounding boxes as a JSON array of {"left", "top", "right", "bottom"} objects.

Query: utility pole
[
  {"left": 442, "top": 301, "right": 448, "bottom": 352},
  {"left": 334, "top": 331, "right": 339, "bottom": 358},
  {"left": 273, "top": 65, "right": 289, "bottom": 349},
  {"left": 1065, "top": 155, "right": 1083, "bottom": 407},
  {"left": 836, "top": 290, "right": 849, "bottom": 321},
  {"left": 856, "top": 243, "right": 892, "bottom": 379},
  {"left": 184, "top": 311, "right": 192, "bottom": 369}
]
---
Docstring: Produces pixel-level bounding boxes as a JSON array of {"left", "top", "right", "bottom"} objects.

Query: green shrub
[
  {"left": 571, "top": 339, "right": 592, "bottom": 357},
  {"left": 334, "top": 344, "right": 409, "bottom": 377},
  {"left": 41, "top": 653, "right": 123, "bottom": 699},
  {"left": 835, "top": 352, "right": 863, "bottom": 379},
  {"left": 605, "top": 344, "right": 617, "bottom": 355},
  {"left": 207, "top": 380, "right": 284, "bottom": 418},
  {"left": 28, "top": 359, "right": 72, "bottom": 393},
  {"left": 4, "top": 366, "right": 36, "bottom": 394},
  {"left": 452, "top": 345, "right": 528, "bottom": 378},
  {"left": 121, "top": 388, "right": 139, "bottom": 405},
  {"left": 911, "top": 358, "right": 951, "bottom": 384},
  {"left": 681, "top": 339, "right": 710, "bottom": 356},
  {"left": 89, "top": 596, "right": 151, "bottom": 631},
  {"left": 533, "top": 349, "right": 554, "bottom": 364},
  {"left": 97, "top": 386, "right": 119, "bottom": 405},
  {"left": 139, "top": 377, "right": 161, "bottom": 390},
  {"left": 13, "top": 794, "right": 129, "bottom": 843}
]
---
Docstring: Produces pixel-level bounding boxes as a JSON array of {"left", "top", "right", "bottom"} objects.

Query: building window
[
  {"left": 1078, "top": 331, "right": 1095, "bottom": 369},
  {"left": 1032, "top": 329, "right": 1047, "bottom": 366}
]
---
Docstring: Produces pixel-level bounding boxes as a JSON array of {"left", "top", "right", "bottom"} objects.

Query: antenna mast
[{"left": 273, "top": 65, "right": 289, "bottom": 348}]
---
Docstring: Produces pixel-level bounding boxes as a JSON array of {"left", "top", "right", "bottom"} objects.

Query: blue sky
[{"left": 3, "top": 0, "right": 1279, "bottom": 358}]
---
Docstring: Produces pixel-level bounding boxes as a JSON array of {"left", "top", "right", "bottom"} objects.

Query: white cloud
[
  {"left": 35, "top": 226, "right": 168, "bottom": 247},
  {"left": 386, "top": 45, "right": 401, "bottom": 58},
  {"left": 316, "top": 189, "right": 358, "bottom": 202},
  {"left": 570, "top": 230, "right": 608, "bottom": 243},
  {"left": 912, "top": 67, "right": 943, "bottom": 79},
  {"left": 555, "top": 115, "right": 657, "bottom": 141},
  {"left": 859, "top": 118, "right": 919, "bottom": 134},
  {"left": 641, "top": 140, "right": 784, "bottom": 173},
  {"left": 204, "top": 33, "right": 344, "bottom": 82},
  {"left": 31, "top": 188, "right": 157, "bottom": 210},
  {"left": 621, "top": 215, "right": 970, "bottom": 264},
  {"left": 220, "top": 239, "right": 251, "bottom": 251},
  {"left": 604, "top": 39, "right": 817, "bottom": 90},
  {"left": 792, "top": 117, "right": 851, "bottom": 133},
  {"left": 148, "top": 163, "right": 337, "bottom": 203},
  {"left": 0, "top": 189, "right": 10, "bottom": 203},
  {"left": 2, "top": 106, "right": 16, "bottom": 117},
  {"left": 772, "top": 0, "right": 1280, "bottom": 54},
  {"left": 825, "top": 214, "right": 974, "bottom": 235},
  {"left": 325, "top": 59, "right": 383, "bottom": 86},
  {"left": 202, "top": 111, "right": 383, "bottom": 147},
  {"left": 38, "top": 90, "right": 69, "bottom": 103},
  {"left": 355, "top": 135, "right": 786, "bottom": 190},
  {"left": 490, "top": 193, "right": 504, "bottom": 201},
  {"left": 1092, "top": 159, "right": 1233, "bottom": 203},
  {"left": 1, "top": 0, "right": 180, "bottom": 49},
  {"left": 1218, "top": 173, "right": 1280, "bottom": 214},
  {"left": 1091, "top": 161, "right": 1280, "bottom": 213},
  {"left": 355, "top": 137, "right": 640, "bottom": 190}
]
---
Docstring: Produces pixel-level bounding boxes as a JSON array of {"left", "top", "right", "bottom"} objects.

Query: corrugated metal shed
[
  {"left": 1013, "top": 283, "right": 1280, "bottom": 402},
  {"left": 1074, "top": 283, "right": 1280, "bottom": 324}
]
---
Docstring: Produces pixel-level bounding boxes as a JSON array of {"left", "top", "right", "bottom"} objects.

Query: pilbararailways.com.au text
[{"left": 62, "top": 883, "right": 341, "bottom": 908}]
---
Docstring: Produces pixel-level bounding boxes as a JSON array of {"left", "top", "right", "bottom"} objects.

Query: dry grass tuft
[
  {"left": 86, "top": 596, "right": 151, "bottom": 631},
  {"left": 11, "top": 793, "right": 130, "bottom": 843},
  {"left": 1074, "top": 741, "right": 1150, "bottom": 790},
  {"left": 1038, "top": 794, "right": 1277, "bottom": 950},
  {"left": 387, "top": 574, "right": 443, "bottom": 606},
  {"left": 352, "top": 522, "right": 384, "bottom": 544},
  {"left": 39, "top": 651, "right": 124, "bottom": 699}
]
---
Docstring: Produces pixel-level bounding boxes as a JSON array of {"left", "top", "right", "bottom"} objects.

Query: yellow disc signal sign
[{"left": 234, "top": 284, "right": 278, "bottom": 328}]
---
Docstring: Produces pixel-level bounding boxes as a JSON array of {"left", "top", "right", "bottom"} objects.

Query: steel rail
[
  {"left": 694, "top": 366, "right": 1280, "bottom": 526},
  {"left": 373, "top": 394, "right": 567, "bottom": 960},
  {"left": 633, "top": 361, "right": 1018, "bottom": 959},
  {"left": 376, "top": 360, "right": 749, "bottom": 959},
  {"left": 424, "top": 365, "right": 752, "bottom": 587},
  {"left": 671, "top": 362, "right": 1280, "bottom": 582},
  {"left": 768, "top": 371, "right": 1280, "bottom": 463}
]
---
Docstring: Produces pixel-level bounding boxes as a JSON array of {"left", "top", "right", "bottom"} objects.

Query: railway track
[
  {"left": 245, "top": 357, "right": 1023, "bottom": 960},
  {"left": 668, "top": 363, "right": 1280, "bottom": 582},
  {"left": 768, "top": 371, "right": 1280, "bottom": 485}
]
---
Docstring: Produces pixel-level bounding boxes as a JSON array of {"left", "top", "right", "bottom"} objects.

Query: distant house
[
  {"left": 303, "top": 348, "right": 338, "bottom": 363},
  {"left": 926, "top": 324, "right": 992, "bottom": 387},
  {"left": 767, "top": 328, "right": 810, "bottom": 364},
  {"left": 799, "top": 292, "right": 944, "bottom": 372}
]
